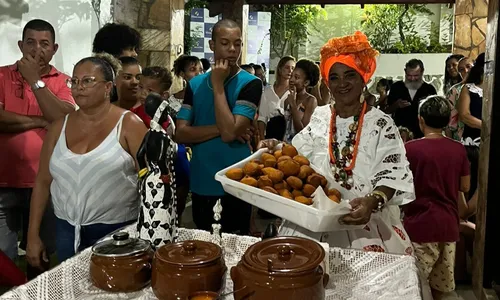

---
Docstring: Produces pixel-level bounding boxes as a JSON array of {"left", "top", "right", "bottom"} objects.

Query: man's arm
[
  {"left": 32, "top": 86, "right": 74, "bottom": 122},
  {"left": 175, "top": 83, "right": 221, "bottom": 144},
  {"left": 0, "top": 109, "right": 47, "bottom": 133},
  {"left": 213, "top": 74, "right": 262, "bottom": 143}
]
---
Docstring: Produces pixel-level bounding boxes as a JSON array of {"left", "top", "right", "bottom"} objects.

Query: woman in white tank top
[{"left": 26, "top": 54, "right": 148, "bottom": 267}]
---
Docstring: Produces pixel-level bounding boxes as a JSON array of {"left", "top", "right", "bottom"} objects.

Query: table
[{"left": 1, "top": 225, "right": 422, "bottom": 300}]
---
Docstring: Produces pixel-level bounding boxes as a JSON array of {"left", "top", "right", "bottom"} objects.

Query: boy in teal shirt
[{"left": 176, "top": 19, "right": 262, "bottom": 234}]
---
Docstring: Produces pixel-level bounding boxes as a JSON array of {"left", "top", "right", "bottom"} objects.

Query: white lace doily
[{"left": 1, "top": 225, "right": 421, "bottom": 300}]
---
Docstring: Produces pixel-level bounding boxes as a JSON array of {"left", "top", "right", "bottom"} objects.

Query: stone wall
[
  {"left": 453, "top": 0, "right": 488, "bottom": 58},
  {"left": 114, "top": 0, "right": 184, "bottom": 70}
]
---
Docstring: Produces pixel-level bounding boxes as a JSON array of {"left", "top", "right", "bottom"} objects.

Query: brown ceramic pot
[
  {"left": 231, "top": 236, "right": 329, "bottom": 300},
  {"left": 90, "top": 232, "right": 153, "bottom": 292},
  {"left": 152, "top": 240, "right": 227, "bottom": 300}
]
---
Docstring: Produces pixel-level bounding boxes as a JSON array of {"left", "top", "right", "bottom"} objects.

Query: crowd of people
[{"left": 0, "top": 17, "right": 484, "bottom": 300}]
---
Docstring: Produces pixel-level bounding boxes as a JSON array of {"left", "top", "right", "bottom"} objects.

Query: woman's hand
[
  {"left": 285, "top": 86, "right": 297, "bottom": 109},
  {"left": 340, "top": 196, "right": 379, "bottom": 225},
  {"left": 26, "top": 235, "right": 48, "bottom": 269},
  {"left": 257, "top": 139, "right": 280, "bottom": 151}
]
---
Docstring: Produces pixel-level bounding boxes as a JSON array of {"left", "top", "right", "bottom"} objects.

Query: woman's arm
[
  {"left": 27, "top": 119, "right": 63, "bottom": 267},
  {"left": 458, "top": 86, "right": 482, "bottom": 129},
  {"left": 290, "top": 96, "right": 317, "bottom": 133},
  {"left": 122, "top": 113, "right": 148, "bottom": 170}
]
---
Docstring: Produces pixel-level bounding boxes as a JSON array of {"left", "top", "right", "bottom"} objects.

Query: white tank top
[{"left": 49, "top": 111, "right": 139, "bottom": 252}]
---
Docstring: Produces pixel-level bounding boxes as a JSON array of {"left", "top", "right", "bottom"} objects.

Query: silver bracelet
[{"left": 367, "top": 190, "right": 388, "bottom": 212}]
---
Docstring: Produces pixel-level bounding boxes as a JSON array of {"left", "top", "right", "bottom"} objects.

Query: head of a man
[
  {"left": 404, "top": 59, "right": 424, "bottom": 90},
  {"left": 209, "top": 19, "right": 242, "bottom": 67},
  {"left": 18, "top": 19, "right": 58, "bottom": 70}
]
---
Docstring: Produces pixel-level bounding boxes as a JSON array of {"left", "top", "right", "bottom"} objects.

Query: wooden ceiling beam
[{"left": 208, "top": 0, "right": 455, "bottom": 4}]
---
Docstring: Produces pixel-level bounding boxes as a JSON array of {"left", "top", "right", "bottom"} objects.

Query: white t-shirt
[{"left": 257, "top": 85, "right": 290, "bottom": 124}]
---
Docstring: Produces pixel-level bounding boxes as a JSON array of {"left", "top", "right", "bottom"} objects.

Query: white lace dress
[{"left": 279, "top": 105, "right": 416, "bottom": 255}]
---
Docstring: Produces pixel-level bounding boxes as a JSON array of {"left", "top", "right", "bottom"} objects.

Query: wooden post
[
  {"left": 473, "top": 0, "right": 499, "bottom": 297},
  {"left": 220, "top": 0, "right": 249, "bottom": 64}
]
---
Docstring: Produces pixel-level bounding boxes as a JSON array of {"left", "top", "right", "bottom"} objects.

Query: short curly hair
[
  {"left": 173, "top": 55, "right": 200, "bottom": 77},
  {"left": 93, "top": 23, "right": 141, "bottom": 57},
  {"left": 295, "top": 59, "right": 320, "bottom": 87},
  {"left": 142, "top": 66, "right": 173, "bottom": 92}
]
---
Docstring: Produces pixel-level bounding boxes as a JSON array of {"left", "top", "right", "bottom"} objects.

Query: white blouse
[
  {"left": 257, "top": 85, "right": 289, "bottom": 124},
  {"left": 280, "top": 105, "right": 416, "bottom": 255}
]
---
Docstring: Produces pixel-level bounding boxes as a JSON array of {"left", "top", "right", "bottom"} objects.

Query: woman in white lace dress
[{"left": 260, "top": 32, "right": 415, "bottom": 254}]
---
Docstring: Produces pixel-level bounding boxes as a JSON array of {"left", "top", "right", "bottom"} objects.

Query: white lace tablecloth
[{"left": 1, "top": 225, "right": 421, "bottom": 300}]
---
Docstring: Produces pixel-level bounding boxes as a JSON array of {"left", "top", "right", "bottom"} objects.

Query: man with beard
[
  {"left": 176, "top": 19, "right": 262, "bottom": 235},
  {"left": 0, "top": 19, "right": 75, "bottom": 278},
  {"left": 387, "top": 59, "right": 437, "bottom": 138}
]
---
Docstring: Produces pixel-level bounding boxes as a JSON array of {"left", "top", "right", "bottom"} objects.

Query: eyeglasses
[{"left": 66, "top": 77, "right": 107, "bottom": 89}]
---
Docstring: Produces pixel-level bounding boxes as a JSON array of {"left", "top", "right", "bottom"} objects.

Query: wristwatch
[{"left": 32, "top": 80, "right": 46, "bottom": 91}]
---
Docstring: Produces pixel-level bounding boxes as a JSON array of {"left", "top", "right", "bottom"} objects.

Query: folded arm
[
  {"left": 0, "top": 104, "right": 48, "bottom": 133},
  {"left": 458, "top": 85, "right": 482, "bottom": 129}
]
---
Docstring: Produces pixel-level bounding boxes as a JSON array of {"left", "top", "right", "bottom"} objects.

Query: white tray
[{"left": 215, "top": 148, "right": 360, "bottom": 232}]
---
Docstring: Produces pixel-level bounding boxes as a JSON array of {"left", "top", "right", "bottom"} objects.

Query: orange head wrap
[{"left": 320, "top": 31, "right": 378, "bottom": 84}]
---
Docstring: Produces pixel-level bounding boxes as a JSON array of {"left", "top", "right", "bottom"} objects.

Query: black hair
[
  {"left": 200, "top": 58, "right": 211, "bottom": 72},
  {"left": 142, "top": 66, "right": 173, "bottom": 92},
  {"left": 212, "top": 19, "right": 240, "bottom": 41},
  {"left": 241, "top": 64, "right": 255, "bottom": 73},
  {"left": 173, "top": 55, "right": 201, "bottom": 77},
  {"left": 253, "top": 64, "right": 263, "bottom": 72},
  {"left": 145, "top": 93, "right": 168, "bottom": 123},
  {"left": 444, "top": 54, "right": 465, "bottom": 92},
  {"left": 23, "top": 19, "right": 55, "bottom": 43},
  {"left": 295, "top": 59, "right": 320, "bottom": 87},
  {"left": 466, "top": 53, "right": 485, "bottom": 85},
  {"left": 75, "top": 53, "right": 122, "bottom": 100},
  {"left": 418, "top": 95, "right": 451, "bottom": 129},
  {"left": 405, "top": 59, "right": 425, "bottom": 71},
  {"left": 377, "top": 78, "right": 393, "bottom": 92},
  {"left": 118, "top": 56, "right": 140, "bottom": 68},
  {"left": 276, "top": 56, "right": 296, "bottom": 79},
  {"left": 93, "top": 23, "right": 142, "bottom": 57}
]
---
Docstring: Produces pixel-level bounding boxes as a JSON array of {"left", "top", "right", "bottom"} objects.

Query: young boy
[
  {"left": 132, "top": 66, "right": 190, "bottom": 223},
  {"left": 403, "top": 95, "right": 470, "bottom": 300}
]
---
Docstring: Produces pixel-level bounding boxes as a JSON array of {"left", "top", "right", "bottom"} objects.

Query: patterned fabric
[
  {"left": 446, "top": 83, "right": 464, "bottom": 141},
  {"left": 413, "top": 242, "right": 456, "bottom": 293},
  {"left": 279, "top": 105, "right": 415, "bottom": 255}
]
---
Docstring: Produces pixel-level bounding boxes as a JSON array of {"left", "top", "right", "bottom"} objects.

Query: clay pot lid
[
  {"left": 92, "top": 232, "right": 151, "bottom": 257},
  {"left": 156, "top": 240, "right": 222, "bottom": 266},
  {"left": 242, "top": 236, "right": 325, "bottom": 274}
]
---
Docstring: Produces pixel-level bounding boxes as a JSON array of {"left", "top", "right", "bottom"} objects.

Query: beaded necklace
[{"left": 328, "top": 101, "right": 367, "bottom": 190}]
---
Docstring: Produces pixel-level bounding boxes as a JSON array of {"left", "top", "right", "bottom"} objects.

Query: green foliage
[
  {"left": 307, "top": 5, "right": 363, "bottom": 61},
  {"left": 362, "top": 4, "right": 449, "bottom": 53},
  {"left": 258, "top": 5, "right": 324, "bottom": 58},
  {"left": 184, "top": 0, "right": 209, "bottom": 55}
]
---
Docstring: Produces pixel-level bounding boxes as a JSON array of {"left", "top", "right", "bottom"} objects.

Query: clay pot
[
  {"left": 90, "top": 232, "right": 153, "bottom": 292},
  {"left": 188, "top": 291, "right": 219, "bottom": 300},
  {"left": 152, "top": 240, "right": 227, "bottom": 300},
  {"left": 231, "top": 236, "right": 329, "bottom": 300}
]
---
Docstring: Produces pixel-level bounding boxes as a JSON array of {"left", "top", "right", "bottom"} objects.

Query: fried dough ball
[
  {"left": 278, "top": 189, "right": 293, "bottom": 199},
  {"left": 295, "top": 196, "right": 313, "bottom": 205},
  {"left": 251, "top": 159, "right": 262, "bottom": 164},
  {"left": 261, "top": 167, "right": 284, "bottom": 183},
  {"left": 282, "top": 144, "right": 298, "bottom": 157},
  {"left": 263, "top": 156, "right": 277, "bottom": 168},
  {"left": 297, "top": 165, "right": 314, "bottom": 180},
  {"left": 307, "top": 174, "right": 324, "bottom": 188},
  {"left": 292, "top": 190, "right": 303, "bottom": 198},
  {"left": 226, "top": 168, "right": 244, "bottom": 181},
  {"left": 328, "top": 195, "right": 341, "bottom": 203},
  {"left": 257, "top": 175, "right": 274, "bottom": 188},
  {"left": 240, "top": 176, "right": 258, "bottom": 187},
  {"left": 320, "top": 176, "right": 327, "bottom": 187},
  {"left": 302, "top": 184, "right": 316, "bottom": 197},
  {"left": 277, "top": 155, "right": 292, "bottom": 163},
  {"left": 327, "top": 188, "right": 342, "bottom": 200},
  {"left": 286, "top": 176, "right": 303, "bottom": 190},
  {"left": 274, "top": 181, "right": 291, "bottom": 191},
  {"left": 261, "top": 152, "right": 274, "bottom": 161},
  {"left": 261, "top": 186, "right": 278, "bottom": 194},
  {"left": 274, "top": 150, "right": 283, "bottom": 159},
  {"left": 293, "top": 155, "right": 310, "bottom": 166},
  {"left": 243, "top": 162, "right": 260, "bottom": 176},
  {"left": 277, "top": 159, "right": 300, "bottom": 177}
]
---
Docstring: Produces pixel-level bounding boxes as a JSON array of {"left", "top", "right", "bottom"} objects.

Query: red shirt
[
  {"left": 403, "top": 137, "right": 470, "bottom": 243},
  {"left": 130, "top": 104, "right": 169, "bottom": 130},
  {"left": 0, "top": 64, "right": 75, "bottom": 188}
]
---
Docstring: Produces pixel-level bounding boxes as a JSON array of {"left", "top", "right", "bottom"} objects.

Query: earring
[
  {"left": 359, "top": 93, "right": 365, "bottom": 103},
  {"left": 104, "top": 92, "right": 109, "bottom": 99}
]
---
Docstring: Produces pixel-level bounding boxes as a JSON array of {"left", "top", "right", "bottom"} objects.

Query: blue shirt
[{"left": 177, "top": 71, "right": 262, "bottom": 196}]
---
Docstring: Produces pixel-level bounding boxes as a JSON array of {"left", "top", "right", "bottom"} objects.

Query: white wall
[{"left": 0, "top": 0, "right": 112, "bottom": 76}]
